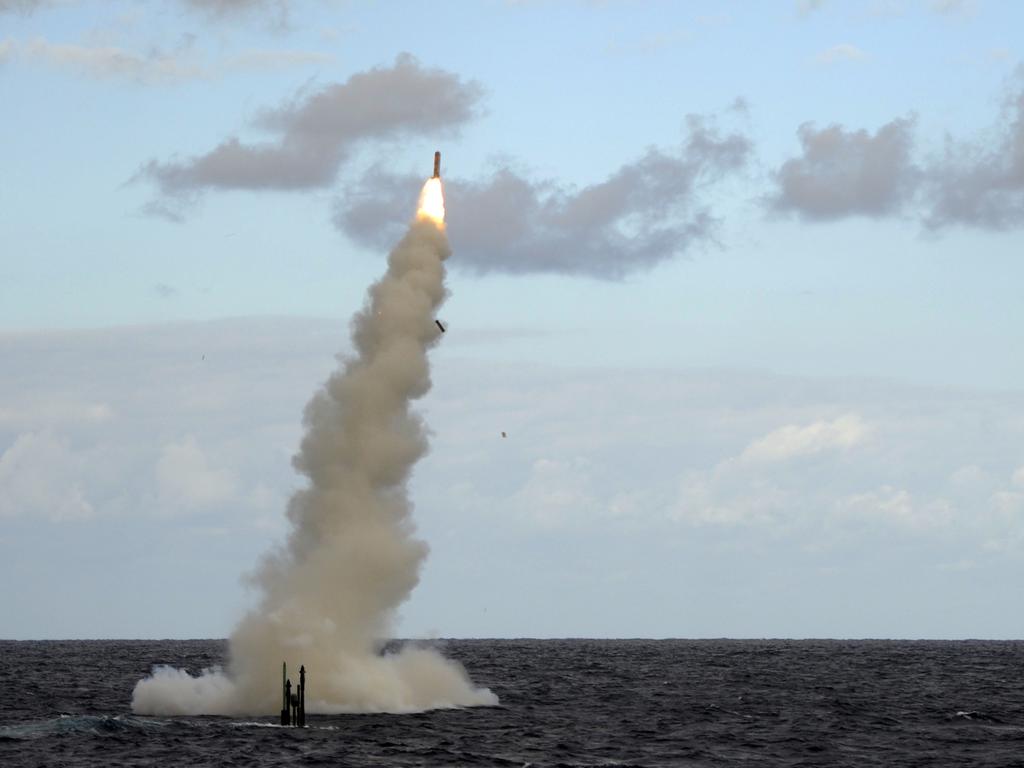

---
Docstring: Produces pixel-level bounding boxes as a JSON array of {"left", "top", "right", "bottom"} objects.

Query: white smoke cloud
[{"left": 132, "top": 195, "right": 497, "bottom": 715}]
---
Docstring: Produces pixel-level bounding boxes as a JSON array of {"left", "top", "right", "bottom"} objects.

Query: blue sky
[{"left": 1, "top": 0, "right": 1023, "bottom": 639}]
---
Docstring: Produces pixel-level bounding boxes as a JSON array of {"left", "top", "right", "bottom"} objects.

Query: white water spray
[{"left": 132, "top": 181, "right": 497, "bottom": 715}]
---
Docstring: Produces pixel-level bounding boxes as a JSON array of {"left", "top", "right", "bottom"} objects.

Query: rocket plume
[{"left": 132, "top": 176, "right": 497, "bottom": 715}]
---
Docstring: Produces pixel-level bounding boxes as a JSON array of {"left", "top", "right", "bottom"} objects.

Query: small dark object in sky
[
  {"left": 435, "top": 319, "right": 445, "bottom": 333},
  {"left": 501, "top": 431, "right": 507, "bottom": 438}
]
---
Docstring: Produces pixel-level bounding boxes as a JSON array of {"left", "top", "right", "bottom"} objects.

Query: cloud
[
  {"left": 769, "top": 117, "right": 919, "bottom": 220},
  {"left": 4, "top": 321, "right": 1024, "bottom": 638},
  {"left": 0, "top": 432, "right": 94, "bottom": 521},
  {"left": 672, "top": 413, "right": 869, "bottom": 527},
  {"left": 923, "top": 78, "right": 1024, "bottom": 230},
  {"left": 157, "top": 435, "right": 238, "bottom": 510},
  {"left": 0, "top": 1, "right": 293, "bottom": 24},
  {"left": 0, "top": 318, "right": 336, "bottom": 526},
  {"left": 510, "top": 457, "right": 598, "bottom": 529},
  {"left": 739, "top": 414, "right": 869, "bottom": 463},
  {"left": 833, "top": 485, "right": 954, "bottom": 531},
  {"left": 0, "top": 0, "right": 52, "bottom": 12},
  {"left": 769, "top": 75, "right": 1024, "bottom": 230},
  {"left": 930, "top": 0, "right": 972, "bottom": 15},
  {"left": 221, "top": 48, "right": 331, "bottom": 71},
  {"left": 139, "top": 54, "right": 482, "bottom": 207},
  {"left": 21, "top": 37, "right": 205, "bottom": 83},
  {"left": 336, "top": 113, "right": 751, "bottom": 278},
  {"left": 0, "top": 38, "right": 13, "bottom": 63},
  {"left": 180, "top": 0, "right": 284, "bottom": 13},
  {"left": 179, "top": 0, "right": 290, "bottom": 26},
  {"left": 816, "top": 43, "right": 866, "bottom": 65},
  {"left": 0, "top": 400, "right": 112, "bottom": 429},
  {"left": 797, "top": 0, "right": 826, "bottom": 16},
  {"left": 14, "top": 36, "right": 333, "bottom": 84},
  {"left": 605, "top": 29, "right": 691, "bottom": 57}
]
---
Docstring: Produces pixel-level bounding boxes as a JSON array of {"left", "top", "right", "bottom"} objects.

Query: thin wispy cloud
[
  {"left": 0, "top": 0, "right": 294, "bottom": 23},
  {"left": 11, "top": 36, "right": 332, "bottom": 83},
  {"left": 816, "top": 43, "right": 866, "bottom": 65},
  {"left": 605, "top": 29, "right": 691, "bottom": 56},
  {"left": 797, "top": 0, "right": 826, "bottom": 17},
  {"left": 0, "top": 0, "right": 53, "bottom": 12}
]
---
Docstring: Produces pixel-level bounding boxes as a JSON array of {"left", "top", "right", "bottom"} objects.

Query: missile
[{"left": 432, "top": 151, "right": 441, "bottom": 179}]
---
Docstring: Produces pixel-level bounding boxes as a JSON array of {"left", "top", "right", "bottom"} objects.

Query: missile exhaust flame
[{"left": 417, "top": 177, "right": 445, "bottom": 226}]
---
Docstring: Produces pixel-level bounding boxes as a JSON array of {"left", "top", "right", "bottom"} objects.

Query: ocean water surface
[{"left": 1, "top": 639, "right": 1023, "bottom": 766}]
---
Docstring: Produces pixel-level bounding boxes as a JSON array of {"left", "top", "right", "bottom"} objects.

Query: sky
[{"left": 1, "top": 0, "right": 1023, "bottom": 640}]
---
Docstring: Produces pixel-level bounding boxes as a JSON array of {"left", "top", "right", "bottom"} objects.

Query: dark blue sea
[{"left": 2, "top": 639, "right": 1023, "bottom": 766}]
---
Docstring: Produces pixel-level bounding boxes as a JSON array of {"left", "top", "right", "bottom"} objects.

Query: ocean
[{"left": 1, "top": 639, "right": 1022, "bottom": 766}]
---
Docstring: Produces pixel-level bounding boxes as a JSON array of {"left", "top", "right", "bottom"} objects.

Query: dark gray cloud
[
  {"left": 924, "top": 85, "right": 1024, "bottom": 230},
  {"left": 769, "top": 73, "right": 1024, "bottom": 231},
  {"left": 336, "top": 115, "right": 751, "bottom": 279},
  {"left": 138, "top": 54, "right": 482, "bottom": 200},
  {"left": 769, "top": 118, "right": 919, "bottom": 220}
]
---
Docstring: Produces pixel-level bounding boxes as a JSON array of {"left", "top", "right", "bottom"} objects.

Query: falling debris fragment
[
  {"left": 435, "top": 319, "right": 446, "bottom": 333},
  {"left": 501, "top": 431, "right": 507, "bottom": 438}
]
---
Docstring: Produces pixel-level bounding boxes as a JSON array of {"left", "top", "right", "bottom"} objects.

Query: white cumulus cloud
[
  {"left": 740, "top": 413, "right": 869, "bottom": 463},
  {"left": 156, "top": 436, "right": 237, "bottom": 511},
  {"left": 0, "top": 431, "right": 94, "bottom": 521}
]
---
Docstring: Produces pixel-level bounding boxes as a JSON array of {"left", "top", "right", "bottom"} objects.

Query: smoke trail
[{"left": 132, "top": 182, "right": 497, "bottom": 715}]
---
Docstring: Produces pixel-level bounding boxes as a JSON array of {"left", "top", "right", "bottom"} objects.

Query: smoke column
[{"left": 132, "top": 179, "right": 498, "bottom": 715}]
